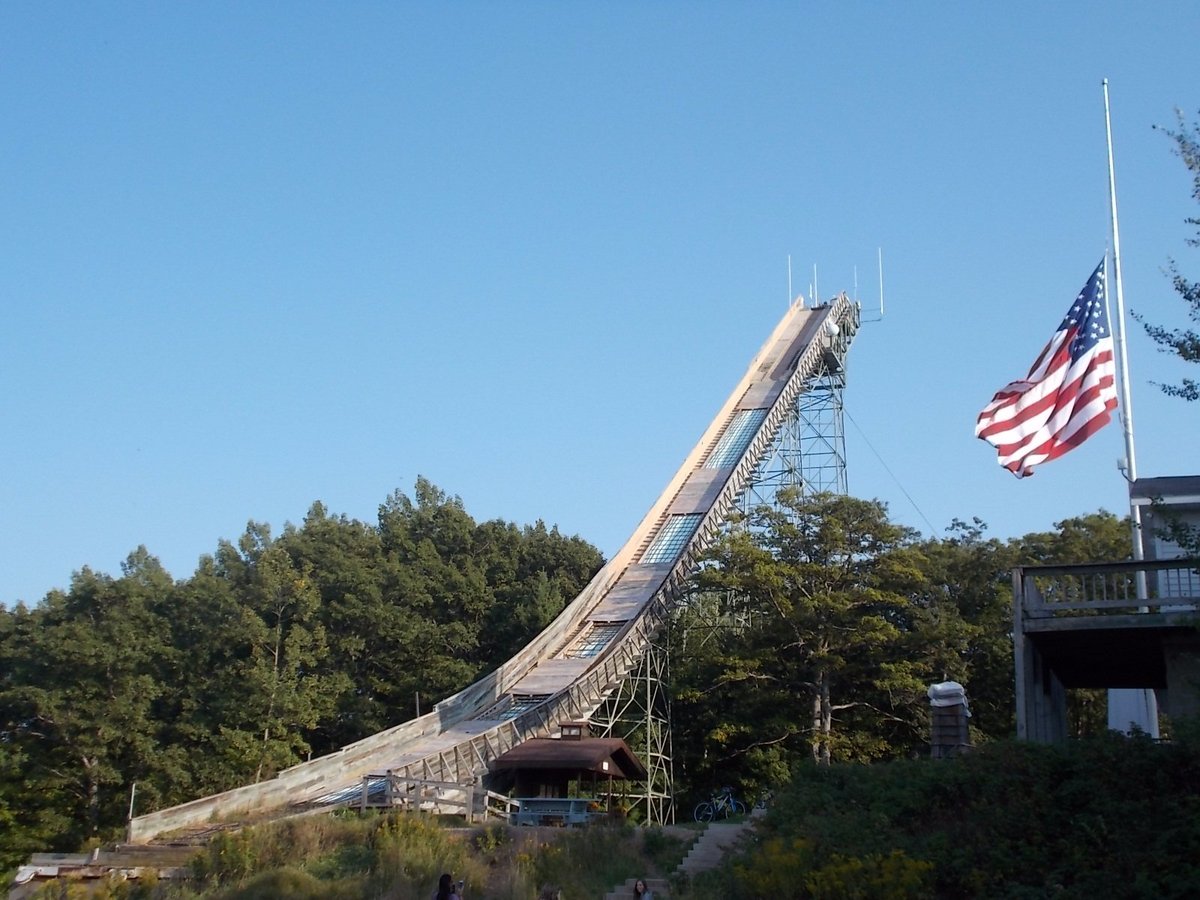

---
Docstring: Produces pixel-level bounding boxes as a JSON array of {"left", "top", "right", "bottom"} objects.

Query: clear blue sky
[{"left": 4, "top": 3, "right": 1200, "bottom": 606}]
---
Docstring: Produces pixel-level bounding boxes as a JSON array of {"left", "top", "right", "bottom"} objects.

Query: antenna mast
[{"left": 878, "top": 247, "right": 885, "bottom": 317}]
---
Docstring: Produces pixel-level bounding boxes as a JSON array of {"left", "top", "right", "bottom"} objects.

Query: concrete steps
[{"left": 676, "top": 810, "right": 760, "bottom": 878}]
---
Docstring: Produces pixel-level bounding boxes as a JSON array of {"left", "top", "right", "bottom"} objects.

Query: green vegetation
[
  {"left": 671, "top": 492, "right": 1132, "bottom": 803},
  {"left": 690, "top": 729, "right": 1200, "bottom": 899},
  {"left": 0, "top": 472, "right": 1189, "bottom": 896},
  {"left": 1138, "top": 109, "right": 1200, "bottom": 403},
  {"left": 0, "top": 472, "right": 1145, "bottom": 875},
  {"left": 20, "top": 732, "right": 1199, "bottom": 899},
  {"left": 0, "top": 478, "right": 602, "bottom": 869},
  {"left": 21, "top": 811, "right": 686, "bottom": 899},
  {"left": 1134, "top": 109, "right": 1200, "bottom": 554}
]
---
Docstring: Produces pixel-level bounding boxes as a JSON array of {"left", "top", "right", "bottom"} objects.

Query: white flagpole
[
  {"left": 1104, "top": 78, "right": 1139, "bottom": 495},
  {"left": 1102, "top": 77, "right": 1159, "bottom": 737}
]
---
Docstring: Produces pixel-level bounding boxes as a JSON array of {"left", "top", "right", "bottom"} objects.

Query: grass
[{"left": 37, "top": 810, "right": 691, "bottom": 900}]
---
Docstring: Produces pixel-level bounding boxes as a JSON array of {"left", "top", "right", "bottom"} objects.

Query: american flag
[{"left": 975, "top": 260, "right": 1118, "bottom": 477}]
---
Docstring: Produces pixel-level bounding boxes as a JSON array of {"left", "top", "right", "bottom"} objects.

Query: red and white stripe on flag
[{"left": 975, "top": 261, "right": 1118, "bottom": 478}]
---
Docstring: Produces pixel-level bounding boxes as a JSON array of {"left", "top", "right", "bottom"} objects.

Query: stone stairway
[
  {"left": 676, "top": 807, "right": 762, "bottom": 879},
  {"left": 602, "top": 806, "right": 765, "bottom": 899}
]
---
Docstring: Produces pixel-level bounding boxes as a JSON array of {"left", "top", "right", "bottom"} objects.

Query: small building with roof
[{"left": 487, "top": 722, "right": 647, "bottom": 798}]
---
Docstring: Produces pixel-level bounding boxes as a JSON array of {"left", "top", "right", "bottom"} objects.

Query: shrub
[
  {"left": 190, "top": 831, "right": 258, "bottom": 884},
  {"left": 804, "top": 850, "right": 933, "bottom": 899},
  {"left": 368, "top": 812, "right": 486, "bottom": 898},
  {"left": 641, "top": 825, "right": 689, "bottom": 872},
  {"left": 214, "top": 865, "right": 357, "bottom": 900}
]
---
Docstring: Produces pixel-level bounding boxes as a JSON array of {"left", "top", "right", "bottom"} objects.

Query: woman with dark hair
[
  {"left": 633, "top": 878, "right": 654, "bottom": 899},
  {"left": 435, "top": 873, "right": 463, "bottom": 900}
]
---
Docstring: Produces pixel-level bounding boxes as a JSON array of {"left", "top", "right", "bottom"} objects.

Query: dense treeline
[
  {"left": 671, "top": 492, "right": 1134, "bottom": 799},
  {"left": 0, "top": 476, "right": 1136, "bottom": 873},
  {"left": 0, "top": 478, "right": 602, "bottom": 868}
]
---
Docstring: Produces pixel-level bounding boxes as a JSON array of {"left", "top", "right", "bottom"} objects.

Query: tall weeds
[{"left": 162, "top": 810, "right": 675, "bottom": 899}]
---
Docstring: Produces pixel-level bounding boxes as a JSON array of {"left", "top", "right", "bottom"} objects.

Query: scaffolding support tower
[
  {"left": 739, "top": 344, "right": 849, "bottom": 513},
  {"left": 606, "top": 315, "right": 853, "bottom": 824}
]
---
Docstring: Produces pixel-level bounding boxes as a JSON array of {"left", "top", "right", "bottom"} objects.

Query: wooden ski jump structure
[{"left": 129, "top": 293, "right": 860, "bottom": 842}]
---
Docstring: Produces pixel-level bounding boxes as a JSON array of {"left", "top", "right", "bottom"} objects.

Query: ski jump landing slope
[{"left": 130, "top": 294, "right": 860, "bottom": 843}]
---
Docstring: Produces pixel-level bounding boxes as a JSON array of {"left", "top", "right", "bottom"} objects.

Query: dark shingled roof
[{"left": 489, "top": 738, "right": 648, "bottom": 780}]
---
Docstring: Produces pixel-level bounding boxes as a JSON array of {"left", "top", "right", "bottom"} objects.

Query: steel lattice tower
[
  {"left": 601, "top": 309, "right": 853, "bottom": 824},
  {"left": 739, "top": 339, "right": 849, "bottom": 511}
]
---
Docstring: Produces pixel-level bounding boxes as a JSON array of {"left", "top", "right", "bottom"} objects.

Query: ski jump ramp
[{"left": 130, "top": 294, "right": 860, "bottom": 842}]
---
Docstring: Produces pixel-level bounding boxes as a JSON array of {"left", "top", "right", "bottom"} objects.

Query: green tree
[
  {"left": 0, "top": 605, "right": 76, "bottom": 868},
  {"left": 377, "top": 481, "right": 490, "bottom": 704},
  {"left": 212, "top": 524, "right": 349, "bottom": 783},
  {"left": 677, "top": 491, "right": 932, "bottom": 793},
  {"left": 1132, "top": 111, "right": 1200, "bottom": 556},
  {"left": 0, "top": 550, "right": 177, "bottom": 847},
  {"left": 477, "top": 519, "right": 602, "bottom": 667},
  {"left": 372, "top": 478, "right": 601, "bottom": 711},
  {"left": 1139, "top": 110, "right": 1200, "bottom": 399},
  {"left": 162, "top": 554, "right": 264, "bottom": 796},
  {"left": 909, "top": 519, "right": 1017, "bottom": 740},
  {"left": 275, "top": 502, "right": 396, "bottom": 751},
  {"left": 1014, "top": 510, "right": 1132, "bottom": 565},
  {"left": 0, "top": 479, "right": 602, "bottom": 860}
]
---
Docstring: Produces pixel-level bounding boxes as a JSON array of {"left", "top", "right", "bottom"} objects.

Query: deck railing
[{"left": 1014, "top": 558, "right": 1200, "bottom": 618}]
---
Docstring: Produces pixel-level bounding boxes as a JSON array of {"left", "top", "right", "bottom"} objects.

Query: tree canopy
[
  {"left": 0, "top": 474, "right": 1134, "bottom": 871},
  {"left": 671, "top": 496, "right": 1132, "bottom": 799},
  {"left": 0, "top": 478, "right": 602, "bottom": 867}
]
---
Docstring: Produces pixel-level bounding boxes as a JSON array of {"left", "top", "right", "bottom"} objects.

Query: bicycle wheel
[
  {"left": 730, "top": 798, "right": 747, "bottom": 817},
  {"left": 693, "top": 801, "right": 714, "bottom": 823}
]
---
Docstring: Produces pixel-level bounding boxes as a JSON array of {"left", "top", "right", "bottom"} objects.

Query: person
[
  {"left": 435, "top": 872, "right": 463, "bottom": 900},
  {"left": 537, "top": 887, "right": 561, "bottom": 900},
  {"left": 633, "top": 878, "right": 653, "bottom": 899}
]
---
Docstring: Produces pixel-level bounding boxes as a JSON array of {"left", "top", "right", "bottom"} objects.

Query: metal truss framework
[
  {"left": 590, "top": 621, "right": 674, "bottom": 824},
  {"left": 599, "top": 332, "right": 852, "bottom": 825},
  {"left": 677, "top": 358, "right": 852, "bottom": 646},
  {"left": 739, "top": 357, "right": 849, "bottom": 513}
]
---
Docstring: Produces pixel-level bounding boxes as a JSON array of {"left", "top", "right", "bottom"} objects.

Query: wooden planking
[
  {"left": 587, "top": 565, "right": 669, "bottom": 620},
  {"left": 510, "top": 658, "right": 594, "bottom": 695},
  {"left": 736, "top": 381, "right": 777, "bottom": 409},
  {"left": 667, "top": 469, "right": 727, "bottom": 516},
  {"left": 767, "top": 306, "right": 830, "bottom": 381}
]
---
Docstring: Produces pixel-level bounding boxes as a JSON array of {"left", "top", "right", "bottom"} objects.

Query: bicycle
[{"left": 693, "top": 786, "right": 746, "bottom": 822}]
